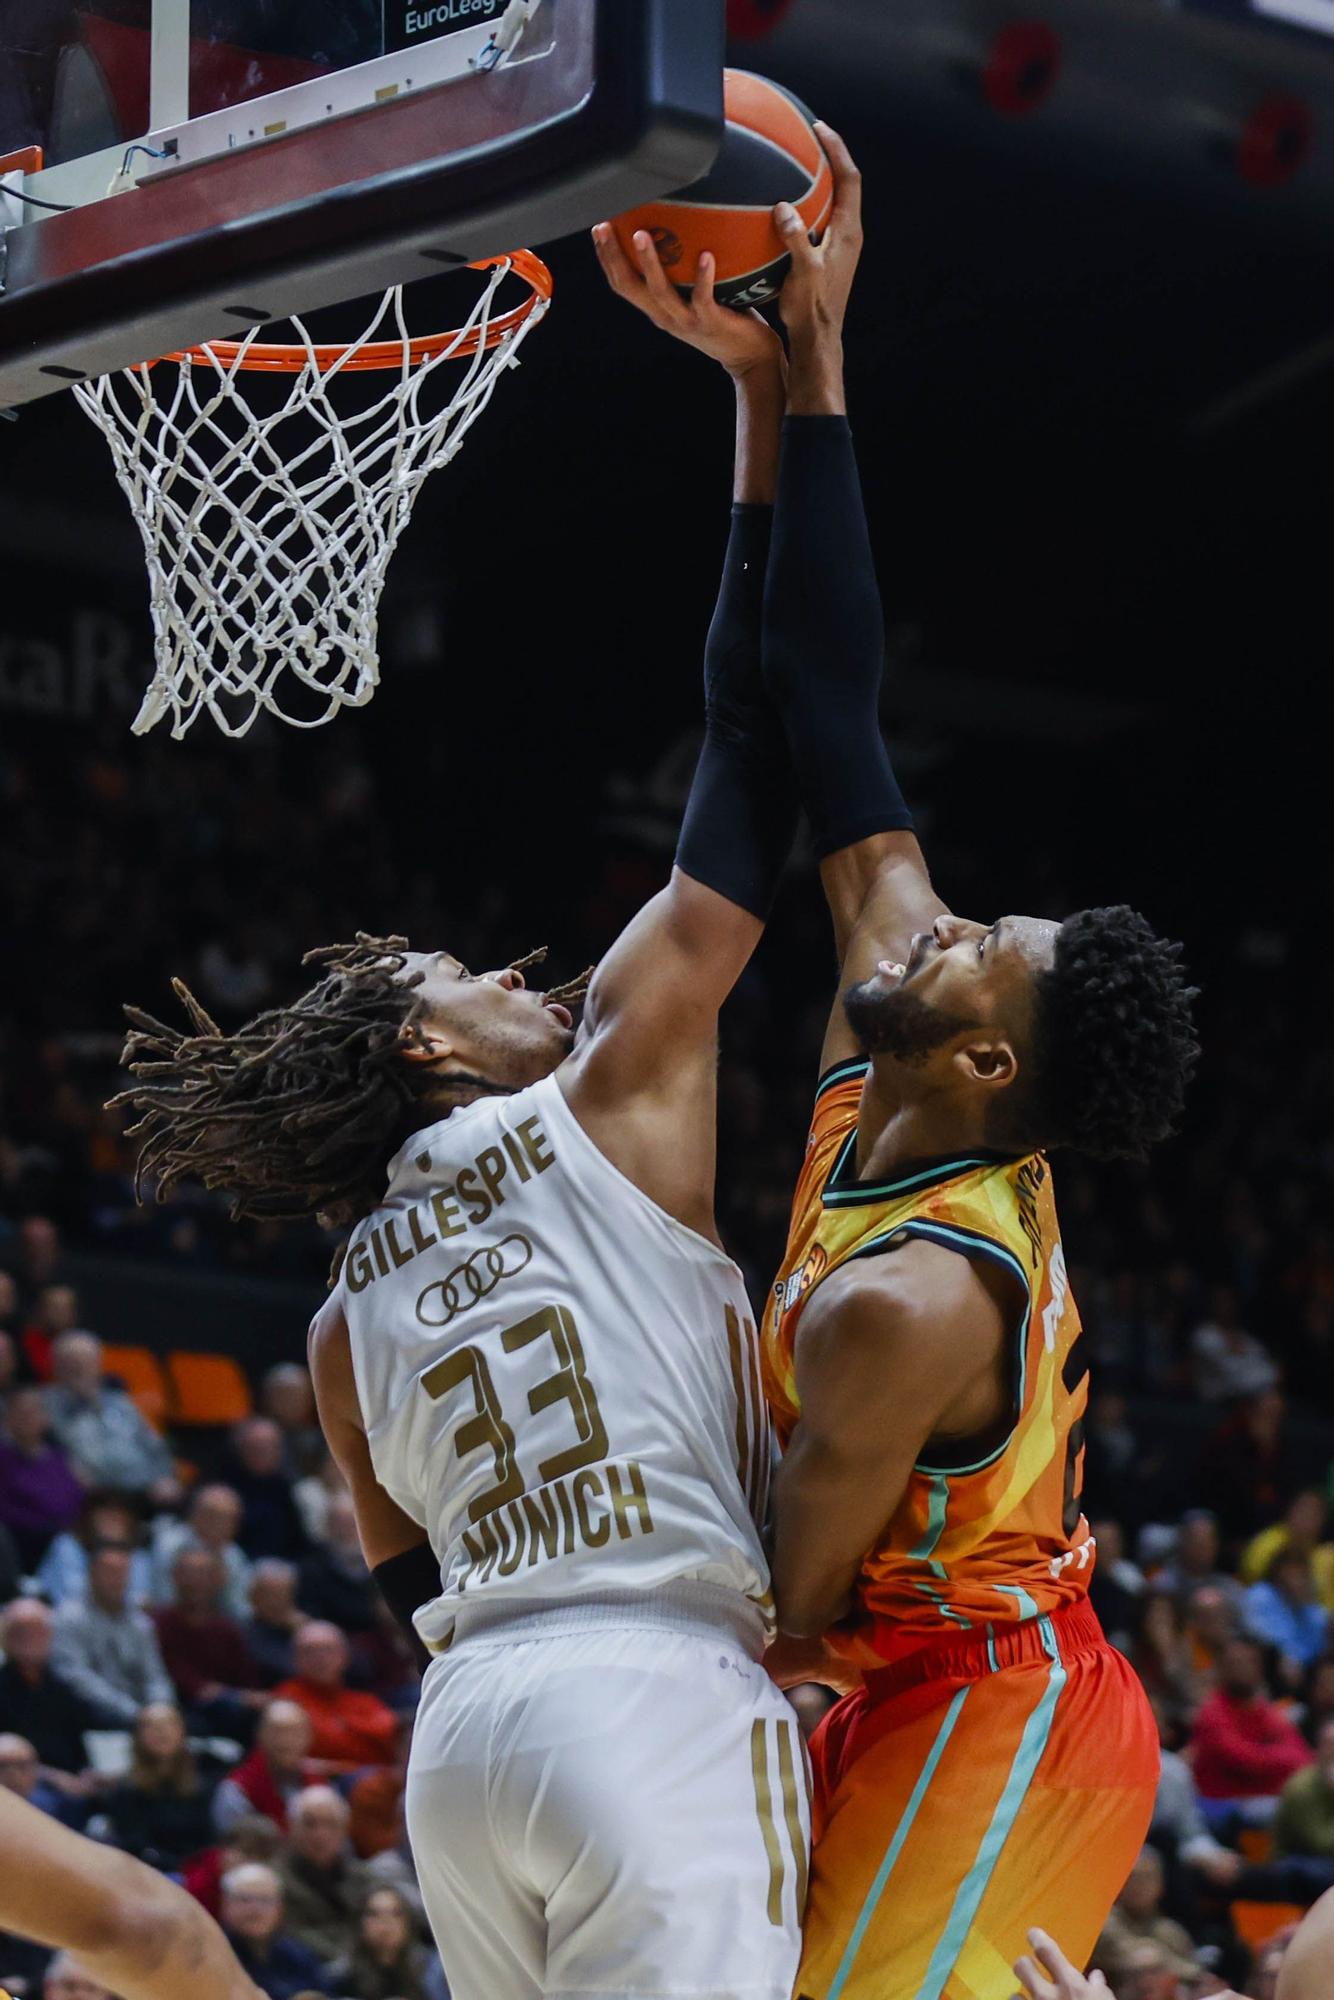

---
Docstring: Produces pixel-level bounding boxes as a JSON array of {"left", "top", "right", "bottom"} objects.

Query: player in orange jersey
[
  {"left": 598, "top": 131, "right": 1197, "bottom": 2000},
  {"left": 749, "top": 166, "right": 1200, "bottom": 2000}
]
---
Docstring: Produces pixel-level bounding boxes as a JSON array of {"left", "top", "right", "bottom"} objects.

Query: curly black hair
[{"left": 993, "top": 904, "right": 1200, "bottom": 1162}]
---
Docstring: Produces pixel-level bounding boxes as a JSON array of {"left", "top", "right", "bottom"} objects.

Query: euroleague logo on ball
[{"left": 647, "top": 226, "right": 685, "bottom": 269}]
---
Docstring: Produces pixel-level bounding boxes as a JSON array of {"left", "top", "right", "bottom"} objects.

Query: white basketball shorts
[{"left": 406, "top": 1584, "right": 809, "bottom": 2000}]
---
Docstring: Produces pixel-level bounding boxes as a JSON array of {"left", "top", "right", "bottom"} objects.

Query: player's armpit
[
  {"left": 557, "top": 868, "right": 763, "bottom": 1235},
  {"left": 308, "top": 1299, "right": 430, "bottom": 1570},
  {"left": 770, "top": 1244, "right": 1004, "bottom": 1637}
]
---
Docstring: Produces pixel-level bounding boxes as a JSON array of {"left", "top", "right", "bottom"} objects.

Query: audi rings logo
[{"left": 415, "top": 1235, "right": 534, "bottom": 1326}]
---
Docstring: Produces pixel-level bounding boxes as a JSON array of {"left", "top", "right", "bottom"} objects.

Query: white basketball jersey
[{"left": 339, "top": 1072, "right": 772, "bottom": 1650}]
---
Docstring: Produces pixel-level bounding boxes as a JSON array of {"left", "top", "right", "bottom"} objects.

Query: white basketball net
[{"left": 74, "top": 262, "right": 548, "bottom": 739}]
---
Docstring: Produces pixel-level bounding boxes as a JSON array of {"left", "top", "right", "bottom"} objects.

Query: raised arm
[
  {"left": 762, "top": 130, "right": 950, "bottom": 1070},
  {"left": 561, "top": 237, "right": 797, "bottom": 1236}
]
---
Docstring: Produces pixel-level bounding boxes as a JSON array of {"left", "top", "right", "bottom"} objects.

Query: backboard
[{"left": 0, "top": 0, "right": 724, "bottom": 407}]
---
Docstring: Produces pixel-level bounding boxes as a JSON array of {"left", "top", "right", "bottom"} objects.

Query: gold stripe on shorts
[
  {"left": 777, "top": 1720, "right": 810, "bottom": 1916},
  {"left": 750, "top": 1718, "right": 786, "bottom": 1926}
]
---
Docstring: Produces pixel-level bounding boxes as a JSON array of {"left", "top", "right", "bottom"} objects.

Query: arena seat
[
  {"left": 1229, "top": 1900, "right": 1305, "bottom": 1953},
  {"left": 99, "top": 1342, "right": 170, "bottom": 1430},
  {"left": 165, "top": 1350, "right": 253, "bottom": 1426}
]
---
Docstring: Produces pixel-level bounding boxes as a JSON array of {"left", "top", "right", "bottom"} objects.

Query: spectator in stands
[
  {"left": 1199, "top": 1389, "right": 1294, "bottom": 1542},
  {"left": 293, "top": 1454, "right": 345, "bottom": 1547},
  {"left": 274, "top": 1785, "right": 376, "bottom": 1963},
  {"left": 219, "top": 1862, "right": 328, "bottom": 2000},
  {"left": 297, "top": 1492, "right": 378, "bottom": 1636},
  {"left": 224, "top": 1420, "right": 310, "bottom": 1564},
  {"left": 1181, "top": 1582, "right": 1239, "bottom": 1702},
  {"left": 244, "top": 1561, "right": 303, "bottom": 1688},
  {"left": 152, "top": 1546, "right": 264, "bottom": 1736},
  {"left": 183, "top": 1811, "right": 284, "bottom": 1922},
  {"left": 1092, "top": 1845, "right": 1200, "bottom": 1988},
  {"left": 44, "top": 1333, "right": 180, "bottom": 1508},
  {"left": 1133, "top": 1593, "right": 1196, "bottom": 1713},
  {"left": 0, "top": 1599, "right": 97, "bottom": 1790},
  {"left": 0, "top": 1733, "right": 67, "bottom": 1822},
  {"left": 1191, "top": 1635, "right": 1313, "bottom": 1826},
  {"left": 36, "top": 1490, "right": 152, "bottom": 1608},
  {"left": 1088, "top": 1517, "right": 1146, "bottom": 1653},
  {"left": 347, "top": 1715, "right": 413, "bottom": 1862},
  {"left": 1191, "top": 1283, "right": 1280, "bottom": 1403},
  {"left": 1244, "top": 1490, "right": 1334, "bottom": 1610},
  {"left": 1302, "top": 1658, "right": 1334, "bottom": 1745},
  {"left": 1245, "top": 1551, "right": 1331, "bottom": 1685},
  {"left": 213, "top": 1701, "right": 314, "bottom": 1837},
  {"left": 0, "top": 1270, "right": 20, "bottom": 1337},
  {"left": 101, "top": 1702, "right": 217, "bottom": 1870},
  {"left": 0, "top": 1385, "right": 84, "bottom": 1568},
  {"left": 8, "top": 1218, "right": 62, "bottom": 1311},
  {"left": 1153, "top": 1509, "right": 1244, "bottom": 1618},
  {"left": 1145, "top": 1696, "right": 1242, "bottom": 1895},
  {"left": 150, "top": 1483, "right": 252, "bottom": 1620},
  {"left": 0, "top": 1321, "right": 19, "bottom": 1395},
  {"left": 21, "top": 1285, "right": 81, "bottom": 1383},
  {"left": 1273, "top": 1716, "right": 1334, "bottom": 1885},
  {"left": 42, "top": 1952, "right": 116, "bottom": 2000},
  {"left": 273, "top": 1623, "right": 397, "bottom": 1775},
  {"left": 259, "top": 1366, "right": 323, "bottom": 1481},
  {"left": 325, "top": 1886, "right": 436, "bottom": 2000},
  {"left": 50, "top": 1541, "right": 175, "bottom": 1726}
]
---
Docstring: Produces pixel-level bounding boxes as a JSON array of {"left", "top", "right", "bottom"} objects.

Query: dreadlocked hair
[
  {"left": 993, "top": 904, "right": 1201, "bottom": 1163},
  {"left": 112, "top": 935, "right": 594, "bottom": 1232}
]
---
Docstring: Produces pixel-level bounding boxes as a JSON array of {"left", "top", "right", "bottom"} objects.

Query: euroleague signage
[{"left": 383, "top": 0, "right": 510, "bottom": 53}]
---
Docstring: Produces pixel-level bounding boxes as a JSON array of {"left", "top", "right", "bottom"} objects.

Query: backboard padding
[{"left": 0, "top": 1, "right": 724, "bottom": 406}]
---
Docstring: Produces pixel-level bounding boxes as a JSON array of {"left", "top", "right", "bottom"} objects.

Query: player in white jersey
[{"left": 113, "top": 154, "right": 870, "bottom": 2000}]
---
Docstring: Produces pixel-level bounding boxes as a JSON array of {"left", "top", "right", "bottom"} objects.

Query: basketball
[{"left": 610, "top": 71, "right": 834, "bottom": 311}]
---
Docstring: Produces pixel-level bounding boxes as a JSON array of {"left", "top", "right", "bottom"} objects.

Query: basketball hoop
[{"left": 74, "top": 252, "right": 552, "bottom": 739}]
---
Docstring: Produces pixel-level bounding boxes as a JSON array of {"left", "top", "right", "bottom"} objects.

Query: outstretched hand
[
  {"left": 591, "top": 223, "right": 785, "bottom": 380},
  {"left": 774, "top": 121, "right": 864, "bottom": 350}
]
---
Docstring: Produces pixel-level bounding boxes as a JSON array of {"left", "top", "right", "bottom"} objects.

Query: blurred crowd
[{"left": 5, "top": 732, "right": 1334, "bottom": 2000}]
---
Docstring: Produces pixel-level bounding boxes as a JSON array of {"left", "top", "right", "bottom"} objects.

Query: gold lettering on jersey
[
  {"left": 455, "top": 1461, "right": 656, "bottom": 1592},
  {"left": 350, "top": 1117, "right": 559, "bottom": 1295},
  {"left": 1014, "top": 1157, "right": 1046, "bottom": 1270},
  {"left": 344, "top": 1239, "right": 375, "bottom": 1294},
  {"left": 605, "top": 1460, "right": 653, "bottom": 1539}
]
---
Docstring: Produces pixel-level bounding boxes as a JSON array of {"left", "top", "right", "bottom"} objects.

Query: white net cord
[{"left": 74, "top": 263, "right": 547, "bottom": 739}]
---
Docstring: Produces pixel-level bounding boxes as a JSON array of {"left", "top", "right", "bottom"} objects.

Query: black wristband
[{"left": 373, "top": 1542, "right": 441, "bottom": 1671}]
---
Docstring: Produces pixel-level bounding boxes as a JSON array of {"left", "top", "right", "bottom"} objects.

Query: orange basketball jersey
[{"left": 762, "top": 1057, "right": 1094, "bottom": 1669}]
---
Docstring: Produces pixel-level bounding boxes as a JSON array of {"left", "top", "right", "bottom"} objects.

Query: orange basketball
[{"left": 611, "top": 70, "right": 833, "bottom": 311}]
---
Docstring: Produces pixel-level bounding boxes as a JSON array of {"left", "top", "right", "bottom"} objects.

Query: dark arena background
[{"left": 5, "top": 2, "right": 1334, "bottom": 1994}]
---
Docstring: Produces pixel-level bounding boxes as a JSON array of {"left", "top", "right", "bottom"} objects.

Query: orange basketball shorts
[{"left": 796, "top": 1598, "right": 1158, "bottom": 2000}]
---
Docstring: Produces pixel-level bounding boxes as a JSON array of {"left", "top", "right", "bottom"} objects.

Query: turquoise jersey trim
[
  {"left": 917, "top": 1615, "right": 1069, "bottom": 2000},
  {"left": 815, "top": 1056, "right": 871, "bottom": 1100},
  {"left": 822, "top": 1131, "right": 1000, "bottom": 1209},
  {"left": 825, "top": 1683, "right": 972, "bottom": 2000}
]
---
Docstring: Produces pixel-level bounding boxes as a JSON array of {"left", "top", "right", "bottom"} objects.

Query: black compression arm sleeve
[
  {"left": 675, "top": 504, "right": 799, "bottom": 921},
  {"left": 763, "top": 416, "right": 914, "bottom": 860},
  {"left": 373, "top": 1542, "right": 440, "bottom": 1671}
]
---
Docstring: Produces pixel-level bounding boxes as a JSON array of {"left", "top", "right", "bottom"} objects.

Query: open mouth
[{"left": 543, "top": 1000, "right": 574, "bottom": 1031}]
